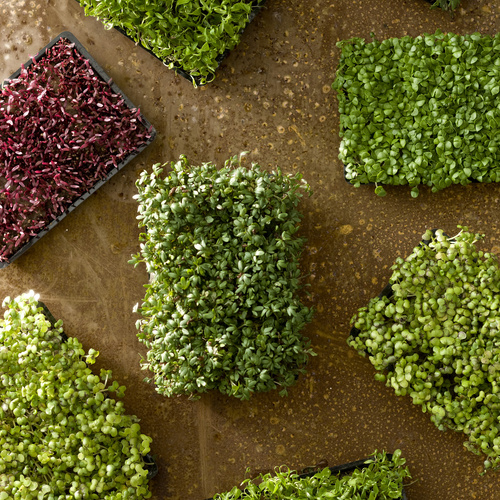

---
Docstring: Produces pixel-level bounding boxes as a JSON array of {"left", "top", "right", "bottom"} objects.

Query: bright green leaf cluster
[
  {"left": 130, "top": 155, "right": 315, "bottom": 400},
  {"left": 212, "top": 450, "right": 410, "bottom": 499},
  {"left": 333, "top": 31, "right": 500, "bottom": 196},
  {"left": 348, "top": 227, "right": 500, "bottom": 471},
  {"left": 77, "top": 0, "right": 263, "bottom": 85},
  {"left": 0, "top": 292, "right": 153, "bottom": 499}
]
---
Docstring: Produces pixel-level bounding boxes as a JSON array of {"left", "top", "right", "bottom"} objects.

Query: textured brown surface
[{"left": 2, "top": 0, "right": 500, "bottom": 499}]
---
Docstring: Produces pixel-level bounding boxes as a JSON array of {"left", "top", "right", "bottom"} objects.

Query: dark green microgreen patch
[
  {"left": 349, "top": 227, "right": 500, "bottom": 471},
  {"left": 212, "top": 450, "right": 411, "bottom": 499},
  {"left": 77, "top": 0, "right": 263, "bottom": 85},
  {"left": 0, "top": 292, "right": 153, "bottom": 499},
  {"left": 333, "top": 31, "right": 500, "bottom": 196},
  {"left": 130, "top": 155, "right": 315, "bottom": 400}
]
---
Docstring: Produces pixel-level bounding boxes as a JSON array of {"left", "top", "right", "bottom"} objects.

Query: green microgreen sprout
[
  {"left": 211, "top": 450, "right": 411, "bottom": 499},
  {"left": 333, "top": 31, "right": 500, "bottom": 196},
  {"left": 430, "top": 0, "right": 461, "bottom": 11}
]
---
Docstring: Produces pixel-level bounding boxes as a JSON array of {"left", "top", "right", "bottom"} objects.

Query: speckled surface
[{"left": 2, "top": 0, "right": 500, "bottom": 499}]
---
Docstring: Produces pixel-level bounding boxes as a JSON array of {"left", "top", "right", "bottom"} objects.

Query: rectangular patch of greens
[
  {"left": 130, "top": 155, "right": 314, "bottom": 400},
  {"left": 77, "top": 0, "right": 264, "bottom": 86},
  {"left": 426, "top": 0, "right": 461, "bottom": 11},
  {"left": 333, "top": 31, "right": 500, "bottom": 197}
]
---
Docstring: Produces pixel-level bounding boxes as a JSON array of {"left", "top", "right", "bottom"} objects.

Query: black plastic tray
[
  {"left": 74, "top": 0, "right": 266, "bottom": 86},
  {"left": 0, "top": 31, "right": 156, "bottom": 269},
  {"left": 36, "top": 299, "right": 158, "bottom": 479},
  {"left": 206, "top": 454, "right": 407, "bottom": 500}
]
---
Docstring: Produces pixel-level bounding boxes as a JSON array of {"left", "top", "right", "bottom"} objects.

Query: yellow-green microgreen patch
[
  {"left": 0, "top": 292, "right": 153, "bottom": 499},
  {"left": 333, "top": 31, "right": 500, "bottom": 197},
  {"left": 349, "top": 228, "right": 500, "bottom": 471},
  {"left": 130, "top": 155, "right": 315, "bottom": 400}
]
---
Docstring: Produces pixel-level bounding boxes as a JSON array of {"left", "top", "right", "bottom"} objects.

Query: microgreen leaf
[{"left": 430, "top": 0, "right": 461, "bottom": 11}]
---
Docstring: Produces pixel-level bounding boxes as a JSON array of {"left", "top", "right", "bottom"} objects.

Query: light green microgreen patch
[
  {"left": 333, "top": 31, "right": 500, "bottom": 196},
  {"left": 349, "top": 227, "right": 500, "bottom": 471},
  {"left": 0, "top": 291, "right": 153, "bottom": 499},
  {"left": 77, "top": 0, "right": 263, "bottom": 85},
  {"left": 212, "top": 450, "right": 411, "bottom": 499},
  {"left": 130, "top": 154, "right": 315, "bottom": 400}
]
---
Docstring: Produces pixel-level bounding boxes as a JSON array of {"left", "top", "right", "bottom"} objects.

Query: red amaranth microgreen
[{"left": 0, "top": 37, "right": 153, "bottom": 261}]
